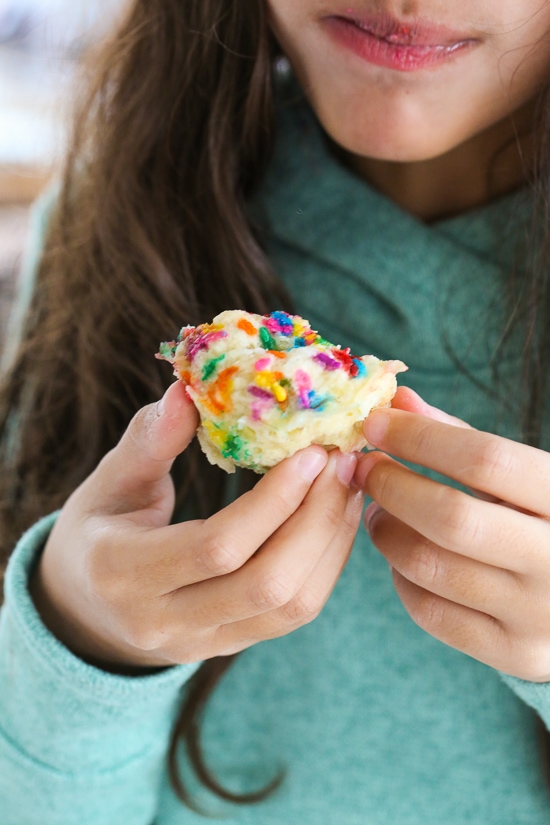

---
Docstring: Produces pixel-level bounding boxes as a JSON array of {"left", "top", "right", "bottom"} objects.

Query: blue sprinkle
[
  {"left": 352, "top": 358, "right": 367, "bottom": 378},
  {"left": 309, "top": 391, "right": 330, "bottom": 411},
  {"left": 270, "top": 311, "right": 294, "bottom": 335}
]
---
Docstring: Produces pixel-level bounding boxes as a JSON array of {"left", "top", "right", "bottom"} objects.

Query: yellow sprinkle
[
  {"left": 203, "top": 420, "right": 226, "bottom": 449},
  {"left": 273, "top": 384, "right": 287, "bottom": 403},
  {"left": 256, "top": 372, "right": 272, "bottom": 389}
]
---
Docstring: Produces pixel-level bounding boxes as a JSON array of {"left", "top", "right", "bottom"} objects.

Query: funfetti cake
[{"left": 157, "top": 310, "right": 407, "bottom": 473}]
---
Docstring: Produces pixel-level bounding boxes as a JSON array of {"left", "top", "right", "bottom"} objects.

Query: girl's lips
[{"left": 322, "top": 15, "right": 478, "bottom": 72}]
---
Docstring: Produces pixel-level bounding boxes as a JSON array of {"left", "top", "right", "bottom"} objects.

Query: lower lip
[{"left": 323, "top": 17, "right": 475, "bottom": 72}]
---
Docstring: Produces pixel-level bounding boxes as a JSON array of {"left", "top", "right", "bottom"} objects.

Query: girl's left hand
[{"left": 354, "top": 387, "right": 550, "bottom": 682}]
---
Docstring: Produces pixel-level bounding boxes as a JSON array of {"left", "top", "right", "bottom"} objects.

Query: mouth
[{"left": 322, "top": 13, "right": 479, "bottom": 71}]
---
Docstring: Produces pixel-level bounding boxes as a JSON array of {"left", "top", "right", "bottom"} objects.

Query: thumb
[{"left": 98, "top": 380, "right": 199, "bottom": 494}]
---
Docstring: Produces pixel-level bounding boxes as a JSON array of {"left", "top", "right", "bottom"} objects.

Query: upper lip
[{"left": 329, "top": 9, "right": 477, "bottom": 47}]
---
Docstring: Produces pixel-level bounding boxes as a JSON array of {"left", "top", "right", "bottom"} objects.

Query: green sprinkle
[
  {"left": 222, "top": 432, "right": 245, "bottom": 461},
  {"left": 158, "top": 341, "right": 176, "bottom": 360},
  {"left": 202, "top": 354, "right": 225, "bottom": 381},
  {"left": 260, "top": 327, "right": 278, "bottom": 350}
]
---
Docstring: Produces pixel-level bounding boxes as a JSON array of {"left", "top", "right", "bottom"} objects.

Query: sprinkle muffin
[{"left": 158, "top": 310, "right": 407, "bottom": 473}]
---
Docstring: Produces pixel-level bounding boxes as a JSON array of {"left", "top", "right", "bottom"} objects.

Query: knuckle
[
  {"left": 409, "top": 591, "right": 446, "bottom": 635},
  {"left": 468, "top": 437, "right": 516, "bottom": 488},
  {"left": 439, "top": 490, "right": 484, "bottom": 549},
  {"left": 249, "top": 571, "right": 295, "bottom": 612},
  {"left": 266, "top": 488, "right": 295, "bottom": 524},
  {"left": 283, "top": 589, "right": 322, "bottom": 625},
  {"left": 200, "top": 535, "right": 242, "bottom": 577},
  {"left": 404, "top": 542, "right": 446, "bottom": 590},
  {"left": 414, "top": 419, "right": 439, "bottom": 458}
]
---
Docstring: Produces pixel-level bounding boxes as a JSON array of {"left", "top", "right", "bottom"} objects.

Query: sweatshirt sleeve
[{"left": 0, "top": 513, "right": 201, "bottom": 825}]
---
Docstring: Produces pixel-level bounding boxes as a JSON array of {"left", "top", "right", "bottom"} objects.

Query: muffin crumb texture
[{"left": 158, "top": 310, "right": 407, "bottom": 473}]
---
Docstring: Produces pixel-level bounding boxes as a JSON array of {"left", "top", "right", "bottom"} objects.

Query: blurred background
[{"left": 0, "top": 0, "right": 125, "bottom": 347}]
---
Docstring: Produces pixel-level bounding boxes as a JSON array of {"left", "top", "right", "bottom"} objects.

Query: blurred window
[
  {"left": 0, "top": 0, "right": 125, "bottom": 175},
  {"left": 0, "top": 0, "right": 126, "bottom": 347}
]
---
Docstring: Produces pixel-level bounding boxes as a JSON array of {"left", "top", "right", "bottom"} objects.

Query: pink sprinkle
[
  {"left": 315, "top": 353, "right": 340, "bottom": 370},
  {"left": 251, "top": 402, "right": 263, "bottom": 421},
  {"left": 187, "top": 330, "right": 227, "bottom": 361},
  {"left": 294, "top": 369, "right": 311, "bottom": 391},
  {"left": 265, "top": 317, "right": 283, "bottom": 335},
  {"left": 294, "top": 369, "right": 312, "bottom": 409},
  {"left": 250, "top": 395, "right": 275, "bottom": 421},
  {"left": 255, "top": 357, "right": 271, "bottom": 371}
]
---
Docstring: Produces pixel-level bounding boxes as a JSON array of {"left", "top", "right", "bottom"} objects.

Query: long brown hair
[
  {"left": 2, "top": 0, "right": 550, "bottom": 810},
  {"left": 0, "top": 0, "right": 286, "bottom": 806}
]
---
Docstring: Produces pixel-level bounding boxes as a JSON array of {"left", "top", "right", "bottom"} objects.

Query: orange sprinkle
[
  {"left": 238, "top": 318, "right": 258, "bottom": 335},
  {"left": 206, "top": 365, "right": 239, "bottom": 414},
  {"left": 179, "top": 370, "right": 191, "bottom": 384},
  {"left": 202, "top": 395, "right": 224, "bottom": 415},
  {"left": 269, "top": 350, "right": 287, "bottom": 359}
]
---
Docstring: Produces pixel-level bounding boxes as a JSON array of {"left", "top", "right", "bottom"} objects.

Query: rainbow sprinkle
[
  {"left": 156, "top": 309, "right": 407, "bottom": 474},
  {"left": 157, "top": 311, "right": 365, "bottom": 424},
  {"left": 202, "top": 354, "right": 225, "bottom": 381}
]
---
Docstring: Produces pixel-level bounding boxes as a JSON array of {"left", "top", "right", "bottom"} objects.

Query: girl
[{"left": 2, "top": 0, "right": 550, "bottom": 822}]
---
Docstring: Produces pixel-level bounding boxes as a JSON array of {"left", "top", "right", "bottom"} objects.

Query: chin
[
  {"left": 319, "top": 108, "right": 460, "bottom": 164},
  {"left": 305, "top": 81, "right": 452, "bottom": 162},
  {"left": 333, "top": 130, "right": 447, "bottom": 163}
]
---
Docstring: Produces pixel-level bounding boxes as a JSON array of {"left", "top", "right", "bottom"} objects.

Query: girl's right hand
[{"left": 31, "top": 381, "right": 363, "bottom": 671}]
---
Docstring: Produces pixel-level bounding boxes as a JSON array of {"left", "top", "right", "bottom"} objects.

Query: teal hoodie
[{"left": 2, "top": 91, "right": 550, "bottom": 824}]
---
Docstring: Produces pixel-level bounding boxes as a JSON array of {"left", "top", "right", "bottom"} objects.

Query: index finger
[
  {"left": 123, "top": 446, "right": 330, "bottom": 592},
  {"left": 362, "top": 408, "right": 550, "bottom": 517}
]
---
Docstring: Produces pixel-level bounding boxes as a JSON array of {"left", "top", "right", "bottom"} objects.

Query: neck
[{"left": 340, "top": 102, "right": 536, "bottom": 222}]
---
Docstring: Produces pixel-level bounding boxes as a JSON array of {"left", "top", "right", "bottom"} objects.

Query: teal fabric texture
[{"left": 2, "top": 93, "right": 550, "bottom": 823}]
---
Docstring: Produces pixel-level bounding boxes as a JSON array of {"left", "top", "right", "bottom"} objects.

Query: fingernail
[
  {"left": 297, "top": 448, "right": 328, "bottom": 482},
  {"left": 335, "top": 452, "right": 357, "bottom": 486},
  {"left": 354, "top": 452, "right": 380, "bottom": 489},
  {"left": 364, "top": 501, "right": 382, "bottom": 530},
  {"left": 156, "top": 381, "right": 193, "bottom": 418},
  {"left": 364, "top": 411, "right": 389, "bottom": 445}
]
